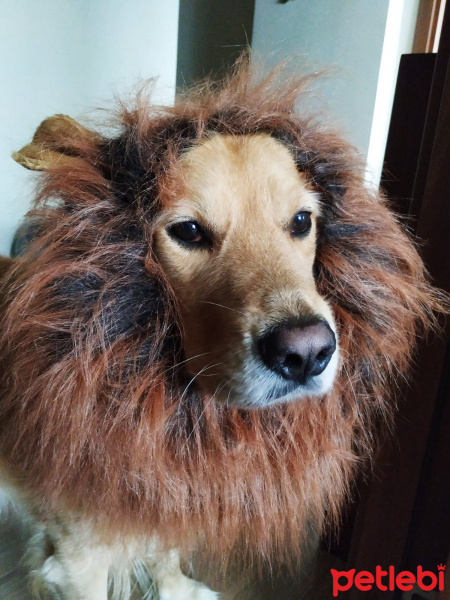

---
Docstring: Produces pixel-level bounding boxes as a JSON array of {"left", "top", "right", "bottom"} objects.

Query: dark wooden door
[{"left": 344, "top": 3, "right": 450, "bottom": 599}]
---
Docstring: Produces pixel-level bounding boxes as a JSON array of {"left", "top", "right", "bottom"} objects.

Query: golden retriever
[{"left": 0, "top": 62, "right": 443, "bottom": 599}]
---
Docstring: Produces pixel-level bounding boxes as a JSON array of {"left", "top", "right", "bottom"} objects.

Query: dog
[{"left": 0, "top": 61, "right": 444, "bottom": 599}]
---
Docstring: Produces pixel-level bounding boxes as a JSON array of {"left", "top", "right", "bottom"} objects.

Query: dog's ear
[{"left": 12, "top": 114, "right": 100, "bottom": 171}]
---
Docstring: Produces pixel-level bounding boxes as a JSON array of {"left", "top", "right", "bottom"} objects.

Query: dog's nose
[{"left": 258, "top": 318, "right": 336, "bottom": 385}]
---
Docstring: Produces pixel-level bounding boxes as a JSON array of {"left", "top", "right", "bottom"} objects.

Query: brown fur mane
[{"left": 0, "top": 61, "right": 443, "bottom": 566}]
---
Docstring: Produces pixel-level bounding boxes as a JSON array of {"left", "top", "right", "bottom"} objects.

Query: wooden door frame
[{"left": 413, "top": 0, "right": 447, "bottom": 53}]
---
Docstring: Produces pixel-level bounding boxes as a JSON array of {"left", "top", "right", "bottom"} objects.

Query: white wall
[
  {"left": 252, "top": 0, "right": 390, "bottom": 156},
  {"left": 0, "top": 0, "right": 179, "bottom": 256},
  {"left": 251, "top": 0, "right": 420, "bottom": 185}
]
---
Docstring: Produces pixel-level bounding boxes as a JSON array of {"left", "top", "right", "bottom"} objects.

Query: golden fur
[{"left": 0, "top": 61, "right": 445, "bottom": 595}]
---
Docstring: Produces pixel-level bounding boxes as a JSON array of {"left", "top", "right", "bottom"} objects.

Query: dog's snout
[{"left": 258, "top": 318, "right": 336, "bottom": 385}]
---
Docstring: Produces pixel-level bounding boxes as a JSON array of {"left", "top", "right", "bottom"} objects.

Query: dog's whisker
[
  {"left": 224, "top": 386, "right": 233, "bottom": 409},
  {"left": 178, "top": 362, "right": 223, "bottom": 406},
  {"left": 199, "top": 300, "right": 248, "bottom": 317},
  {"left": 181, "top": 378, "right": 228, "bottom": 449},
  {"left": 163, "top": 352, "right": 214, "bottom": 376},
  {"left": 342, "top": 363, "right": 360, "bottom": 419},
  {"left": 175, "top": 361, "right": 223, "bottom": 421}
]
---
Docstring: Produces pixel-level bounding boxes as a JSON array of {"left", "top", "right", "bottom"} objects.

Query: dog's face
[{"left": 154, "top": 133, "right": 339, "bottom": 408}]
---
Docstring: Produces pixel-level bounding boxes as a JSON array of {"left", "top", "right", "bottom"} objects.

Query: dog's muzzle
[{"left": 257, "top": 317, "right": 336, "bottom": 386}]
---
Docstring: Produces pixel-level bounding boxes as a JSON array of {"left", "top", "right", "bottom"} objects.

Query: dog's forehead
[{"left": 175, "top": 133, "right": 319, "bottom": 224}]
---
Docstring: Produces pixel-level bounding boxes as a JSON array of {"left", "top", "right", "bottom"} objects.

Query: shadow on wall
[{"left": 177, "top": 0, "right": 255, "bottom": 87}]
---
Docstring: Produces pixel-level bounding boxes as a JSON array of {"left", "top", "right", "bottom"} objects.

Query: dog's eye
[
  {"left": 290, "top": 212, "right": 312, "bottom": 237},
  {"left": 167, "top": 221, "right": 209, "bottom": 248}
]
